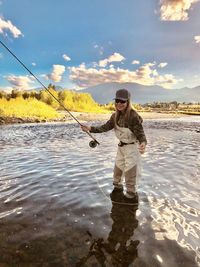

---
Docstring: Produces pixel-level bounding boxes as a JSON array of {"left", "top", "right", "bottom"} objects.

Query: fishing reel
[{"left": 89, "top": 140, "right": 99, "bottom": 148}]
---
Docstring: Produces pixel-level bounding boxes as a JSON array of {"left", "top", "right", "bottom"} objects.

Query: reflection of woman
[
  {"left": 104, "top": 201, "right": 139, "bottom": 266},
  {"left": 76, "top": 200, "right": 139, "bottom": 266},
  {"left": 81, "top": 89, "right": 147, "bottom": 204}
]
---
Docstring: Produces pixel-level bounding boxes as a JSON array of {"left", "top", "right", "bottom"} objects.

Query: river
[{"left": 0, "top": 116, "right": 199, "bottom": 266}]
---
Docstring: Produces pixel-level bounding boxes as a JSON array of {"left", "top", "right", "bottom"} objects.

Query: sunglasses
[{"left": 115, "top": 99, "right": 127, "bottom": 104}]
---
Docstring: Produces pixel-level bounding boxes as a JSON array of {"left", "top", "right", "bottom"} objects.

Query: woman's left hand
[{"left": 138, "top": 142, "right": 146, "bottom": 154}]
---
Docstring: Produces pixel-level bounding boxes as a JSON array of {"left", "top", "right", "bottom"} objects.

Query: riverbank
[
  {"left": 0, "top": 111, "right": 195, "bottom": 125},
  {"left": 0, "top": 116, "right": 64, "bottom": 125}
]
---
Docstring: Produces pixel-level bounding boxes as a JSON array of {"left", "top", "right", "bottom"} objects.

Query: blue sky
[{"left": 0, "top": 0, "right": 200, "bottom": 91}]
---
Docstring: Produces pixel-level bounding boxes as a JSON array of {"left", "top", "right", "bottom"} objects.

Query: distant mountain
[{"left": 81, "top": 82, "right": 200, "bottom": 104}]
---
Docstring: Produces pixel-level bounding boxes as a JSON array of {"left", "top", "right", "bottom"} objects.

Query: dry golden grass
[{"left": 0, "top": 97, "right": 62, "bottom": 119}]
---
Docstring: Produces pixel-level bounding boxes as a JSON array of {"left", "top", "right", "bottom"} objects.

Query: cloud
[
  {"left": 62, "top": 54, "right": 71, "bottom": 61},
  {"left": 69, "top": 62, "right": 180, "bottom": 89},
  {"left": 132, "top": 60, "right": 140, "bottom": 65},
  {"left": 94, "top": 44, "right": 104, "bottom": 55},
  {"left": 194, "top": 35, "right": 200, "bottom": 44},
  {"left": 0, "top": 16, "right": 23, "bottom": 38},
  {"left": 6, "top": 75, "right": 34, "bottom": 90},
  {"left": 98, "top": 59, "right": 108, "bottom": 68},
  {"left": 158, "top": 62, "right": 168, "bottom": 68},
  {"left": 32, "top": 62, "right": 36, "bottom": 66},
  {"left": 99, "top": 52, "right": 125, "bottom": 67},
  {"left": 47, "top": 64, "right": 65, "bottom": 82},
  {"left": 159, "top": 0, "right": 199, "bottom": 21}
]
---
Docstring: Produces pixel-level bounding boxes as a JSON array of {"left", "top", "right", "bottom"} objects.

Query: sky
[{"left": 0, "top": 0, "right": 200, "bottom": 92}]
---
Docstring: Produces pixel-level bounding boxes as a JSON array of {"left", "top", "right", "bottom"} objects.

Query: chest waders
[{"left": 113, "top": 125, "right": 141, "bottom": 194}]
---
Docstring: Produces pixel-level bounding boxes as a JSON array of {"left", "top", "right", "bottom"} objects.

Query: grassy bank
[
  {"left": 0, "top": 94, "right": 111, "bottom": 124},
  {"left": 0, "top": 97, "right": 62, "bottom": 121},
  {"left": 0, "top": 88, "right": 112, "bottom": 123}
]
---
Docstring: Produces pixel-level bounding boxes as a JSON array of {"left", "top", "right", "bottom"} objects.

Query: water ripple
[{"left": 0, "top": 118, "right": 199, "bottom": 266}]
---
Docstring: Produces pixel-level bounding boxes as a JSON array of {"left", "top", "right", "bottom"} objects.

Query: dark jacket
[{"left": 90, "top": 109, "right": 147, "bottom": 144}]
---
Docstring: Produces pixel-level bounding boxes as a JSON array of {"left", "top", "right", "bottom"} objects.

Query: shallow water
[{"left": 0, "top": 117, "right": 199, "bottom": 267}]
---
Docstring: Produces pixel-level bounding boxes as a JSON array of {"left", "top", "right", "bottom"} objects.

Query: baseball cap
[{"left": 114, "top": 89, "right": 131, "bottom": 101}]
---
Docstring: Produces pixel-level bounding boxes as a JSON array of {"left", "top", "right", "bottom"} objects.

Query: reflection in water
[{"left": 76, "top": 199, "right": 139, "bottom": 267}]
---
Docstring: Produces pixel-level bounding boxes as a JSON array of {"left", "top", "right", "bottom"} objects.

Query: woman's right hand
[{"left": 81, "top": 124, "right": 91, "bottom": 132}]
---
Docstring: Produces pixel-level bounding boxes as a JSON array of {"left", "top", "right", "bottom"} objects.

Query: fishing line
[{"left": 0, "top": 40, "right": 99, "bottom": 148}]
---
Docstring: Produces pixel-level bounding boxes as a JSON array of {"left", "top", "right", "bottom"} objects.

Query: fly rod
[{"left": 0, "top": 40, "right": 99, "bottom": 148}]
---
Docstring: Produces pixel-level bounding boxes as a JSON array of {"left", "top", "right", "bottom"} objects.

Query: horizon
[
  {"left": 1, "top": 81, "right": 199, "bottom": 94},
  {"left": 0, "top": 0, "right": 200, "bottom": 93}
]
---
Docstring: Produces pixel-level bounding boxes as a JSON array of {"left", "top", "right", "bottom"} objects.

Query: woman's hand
[
  {"left": 81, "top": 124, "right": 91, "bottom": 132},
  {"left": 138, "top": 142, "right": 146, "bottom": 154}
]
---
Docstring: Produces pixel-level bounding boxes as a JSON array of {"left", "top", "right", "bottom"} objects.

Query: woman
[{"left": 81, "top": 89, "right": 147, "bottom": 204}]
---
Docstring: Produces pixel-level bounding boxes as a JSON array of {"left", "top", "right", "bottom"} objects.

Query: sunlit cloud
[
  {"left": 6, "top": 75, "right": 34, "bottom": 90},
  {"left": 98, "top": 59, "right": 108, "bottom": 68},
  {"left": 132, "top": 60, "right": 140, "bottom": 65},
  {"left": 69, "top": 62, "right": 181, "bottom": 89},
  {"left": 158, "top": 62, "right": 168, "bottom": 68},
  {"left": 159, "top": 0, "right": 199, "bottom": 21},
  {"left": 0, "top": 16, "right": 23, "bottom": 38},
  {"left": 194, "top": 35, "right": 200, "bottom": 44},
  {"left": 47, "top": 64, "right": 65, "bottom": 82},
  {"left": 62, "top": 54, "right": 71, "bottom": 61},
  {"left": 99, "top": 52, "right": 125, "bottom": 67}
]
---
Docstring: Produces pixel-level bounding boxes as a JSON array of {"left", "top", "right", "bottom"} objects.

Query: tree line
[{"left": 0, "top": 84, "right": 107, "bottom": 113}]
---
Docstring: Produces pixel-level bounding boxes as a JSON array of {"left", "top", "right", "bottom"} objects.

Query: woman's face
[{"left": 115, "top": 99, "right": 128, "bottom": 111}]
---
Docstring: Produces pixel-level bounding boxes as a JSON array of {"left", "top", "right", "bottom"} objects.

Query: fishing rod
[{"left": 0, "top": 40, "right": 99, "bottom": 148}]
